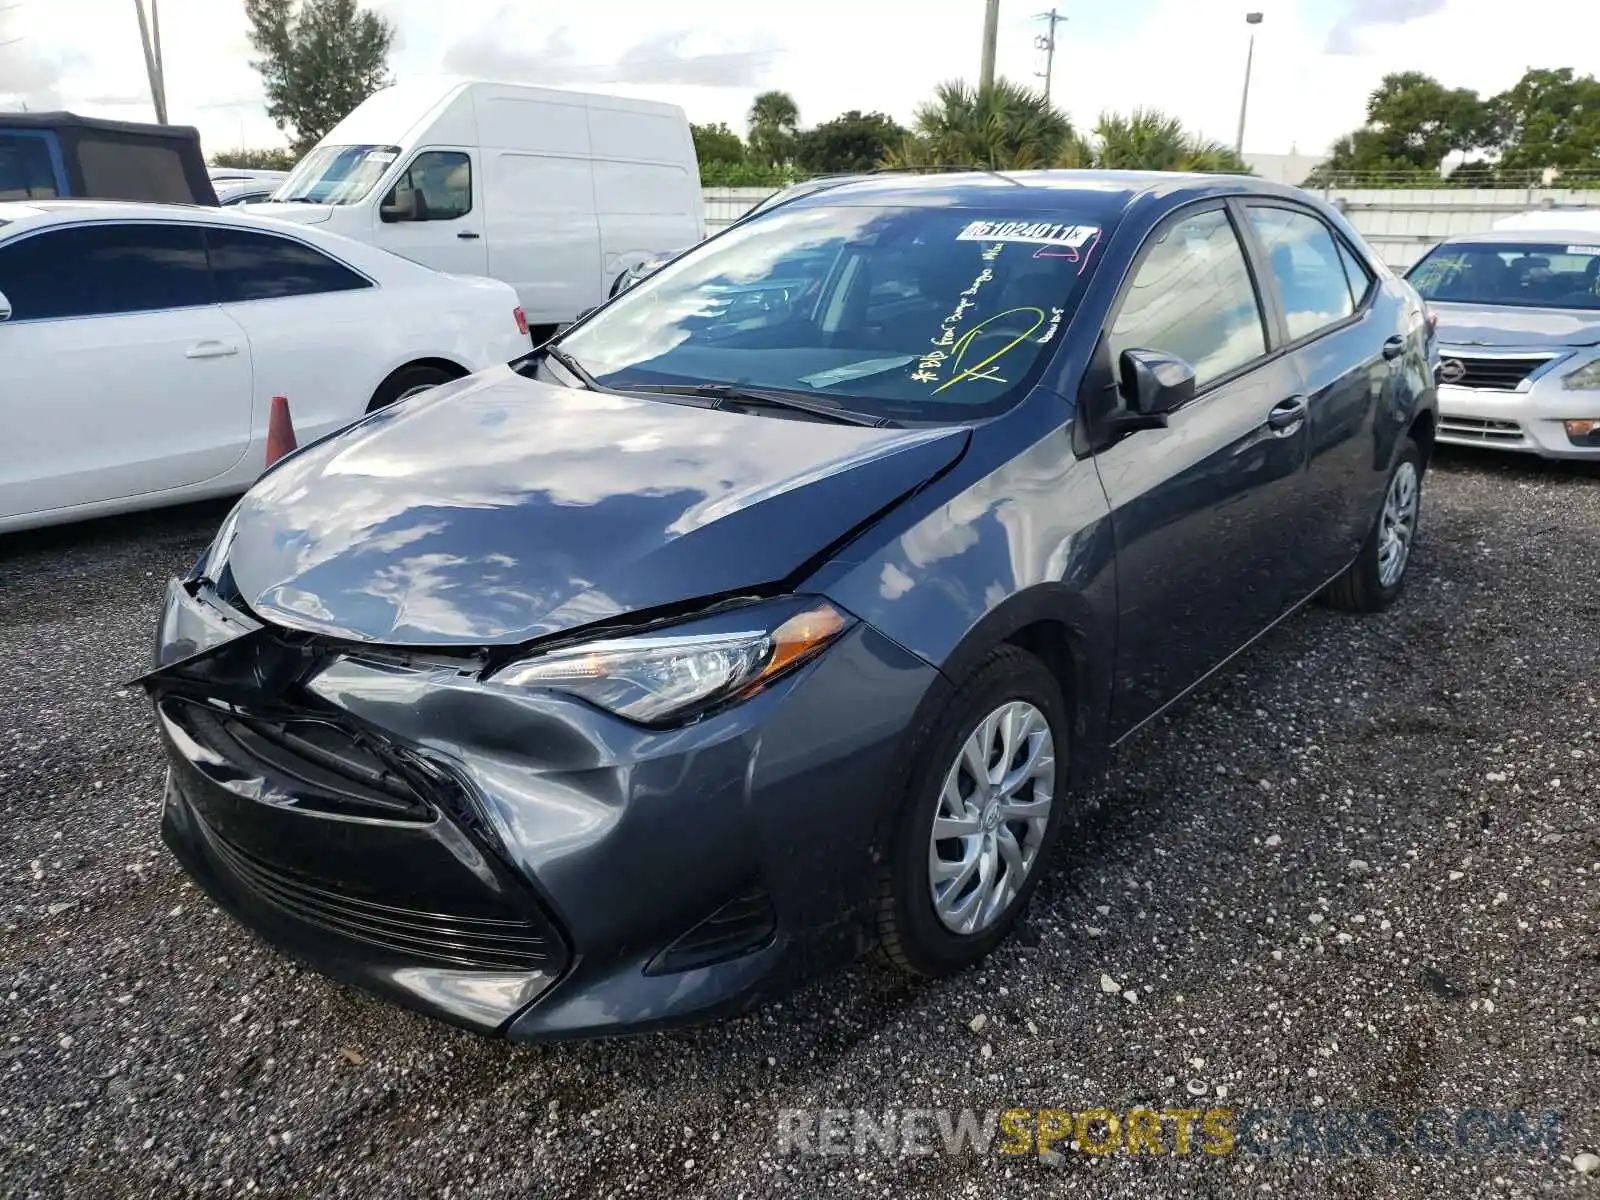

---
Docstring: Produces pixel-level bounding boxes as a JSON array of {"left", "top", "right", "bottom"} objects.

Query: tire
[
  {"left": 1323, "top": 438, "right": 1424, "bottom": 613},
  {"left": 367, "top": 363, "right": 460, "bottom": 412},
  {"left": 875, "top": 646, "right": 1069, "bottom": 978}
]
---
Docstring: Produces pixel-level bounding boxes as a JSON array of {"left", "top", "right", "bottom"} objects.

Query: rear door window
[
  {"left": 1337, "top": 239, "right": 1375, "bottom": 305},
  {"left": 1246, "top": 205, "right": 1357, "bottom": 340},
  {"left": 205, "top": 228, "right": 371, "bottom": 301},
  {"left": 0, "top": 222, "right": 213, "bottom": 319},
  {"left": 1107, "top": 207, "right": 1267, "bottom": 388}
]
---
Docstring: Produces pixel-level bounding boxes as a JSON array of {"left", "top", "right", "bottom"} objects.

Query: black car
[{"left": 144, "top": 171, "right": 1438, "bottom": 1039}]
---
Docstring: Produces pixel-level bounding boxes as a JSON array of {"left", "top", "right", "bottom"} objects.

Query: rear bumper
[
  {"left": 1436, "top": 381, "right": 1600, "bottom": 459},
  {"left": 150, "top": 584, "right": 941, "bottom": 1039}
]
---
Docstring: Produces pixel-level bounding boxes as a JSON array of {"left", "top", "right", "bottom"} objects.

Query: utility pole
[
  {"left": 1033, "top": 8, "right": 1065, "bottom": 99},
  {"left": 133, "top": 0, "right": 167, "bottom": 124},
  {"left": 1234, "top": 11, "right": 1263, "bottom": 158},
  {"left": 979, "top": 0, "right": 1000, "bottom": 92}
]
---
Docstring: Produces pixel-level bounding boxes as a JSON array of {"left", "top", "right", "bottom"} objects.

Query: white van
[{"left": 252, "top": 78, "right": 703, "bottom": 334}]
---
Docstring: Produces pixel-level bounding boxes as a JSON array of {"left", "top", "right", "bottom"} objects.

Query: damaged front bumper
[{"left": 143, "top": 576, "right": 942, "bottom": 1039}]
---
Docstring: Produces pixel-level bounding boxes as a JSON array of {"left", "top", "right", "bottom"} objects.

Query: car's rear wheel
[
  {"left": 876, "top": 646, "right": 1068, "bottom": 977},
  {"left": 367, "top": 363, "right": 461, "bottom": 412},
  {"left": 1324, "top": 438, "right": 1424, "bottom": 613}
]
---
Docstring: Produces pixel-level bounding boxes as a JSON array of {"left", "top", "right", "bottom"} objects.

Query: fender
[{"left": 806, "top": 397, "right": 1120, "bottom": 789}]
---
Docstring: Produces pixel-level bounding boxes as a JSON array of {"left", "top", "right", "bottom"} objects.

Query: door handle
[
  {"left": 185, "top": 341, "right": 239, "bottom": 359},
  {"left": 456, "top": 231, "right": 481, "bottom": 240},
  {"left": 1381, "top": 335, "right": 1405, "bottom": 361},
  {"left": 1266, "top": 395, "right": 1307, "bottom": 433}
]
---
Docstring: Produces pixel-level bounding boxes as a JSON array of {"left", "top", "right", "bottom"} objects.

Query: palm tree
[
  {"left": 1091, "top": 109, "right": 1189, "bottom": 170},
  {"left": 1082, "top": 108, "right": 1253, "bottom": 174},
  {"left": 747, "top": 90, "right": 800, "bottom": 167},
  {"left": 1177, "top": 138, "right": 1252, "bottom": 174},
  {"left": 892, "top": 78, "right": 1073, "bottom": 170}
]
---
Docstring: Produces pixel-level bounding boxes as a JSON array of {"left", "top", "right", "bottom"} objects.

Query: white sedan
[{"left": 0, "top": 200, "right": 532, "bottom": 533}]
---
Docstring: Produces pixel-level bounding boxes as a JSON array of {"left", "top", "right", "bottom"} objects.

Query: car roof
[
  {"left": 0, "top": 198, "right": 301, "bottom": 231},
  {"left": 0, "top": 198, "right": 415, "bottom": 279},
  {"left": 765, "top": 168, "right": 1313, "bottom": 223}
]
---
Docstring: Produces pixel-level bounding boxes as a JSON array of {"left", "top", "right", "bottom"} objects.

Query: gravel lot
[{"left": 2, "top": 448, "right": 1597, "bottom": 1200}]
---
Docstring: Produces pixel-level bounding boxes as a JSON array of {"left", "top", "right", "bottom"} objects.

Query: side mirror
[
  {"left": 1119, "top": 348, "right": 1196, "bottom": 417},
  {"left": 0, "top": 289, "right": 10, "bottom": 321},
  {"left": 379, "top": 185, "right": 414, "bottom": 223}
]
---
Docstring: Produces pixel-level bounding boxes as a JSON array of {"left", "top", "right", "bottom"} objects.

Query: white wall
[
  {"left": 700, "top": 184, "right": 1600, "bottom": 270},
  {"left": 1315, "top": 188, "right": 1600, "bottom": 270},
  {"left": 703, "top": 187, "right": 776, "bottom": 234}
]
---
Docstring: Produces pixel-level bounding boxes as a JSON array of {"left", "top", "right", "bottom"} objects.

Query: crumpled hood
[
  {"left": 223, "top": 367, "right": 969, "bottom": 646},
  {"left": 1432, "top": 302, "right": 1600, "bottom": 350}
]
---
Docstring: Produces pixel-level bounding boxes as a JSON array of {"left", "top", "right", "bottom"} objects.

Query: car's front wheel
[
  {"left": 1324, "top": 438, "right": 1424, "bottom": 613},
  {"left": 876, "top": 646, "right": 1068, "bottom": 977}
]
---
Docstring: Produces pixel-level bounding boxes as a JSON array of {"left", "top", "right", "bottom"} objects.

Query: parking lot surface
[{"left": 2, "top": 449, "right": 1597, "bottom": 1199}]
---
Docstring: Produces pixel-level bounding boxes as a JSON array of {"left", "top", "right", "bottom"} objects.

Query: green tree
[
  {"left": 747, "top": 90, "right": 800, "bottom": 167},
  {"left": 1310, "top": 71, "right": 1491, "bottom": 184},
  {"left": 210, "top": 147, "right": 298, "bottom": 171},
  {"left": 795, "top": 110, "right": 905, "bottom": 174},
  {"left": 1491, "top": 68, "right": 1600, "bottom": 177},
  {"left": 1365, "top": 71, "right": 1492, "bottom": 167},
  {"left": 244, "top": 0, "right": 395, "bottom": 156},
  {"left": 892, "top": 78, "right": 1072, "bottom": 170},
  {"left": 691, "top": 121, "right": 746, "bottom": 167}
]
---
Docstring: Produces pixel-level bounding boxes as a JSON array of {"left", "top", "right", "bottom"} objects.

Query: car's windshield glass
[
  {"left": 1408, "top": 240, "right": 1600, "bottom": 310},
  {"left": 559, "top": 204, "right": 1107, "bottom": 421},
  {"left": 272, "top": 144, "right": 399, "bottom": 205}
]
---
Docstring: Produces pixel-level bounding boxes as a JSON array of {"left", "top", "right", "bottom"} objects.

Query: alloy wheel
[
  {"left": 1377, "top": 460, "right": 1419, "bottom": 588},
  {"left": 927, "top": 700, "right": 1056, "bottom": 935}
]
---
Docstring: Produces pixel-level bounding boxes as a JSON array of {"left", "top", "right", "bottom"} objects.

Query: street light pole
[
  {"left": 1234, "top": 11, "right": 1263, "bottom": 159},
  {"left": 133, "top": 0, "right": 167, "bottom": 124}
]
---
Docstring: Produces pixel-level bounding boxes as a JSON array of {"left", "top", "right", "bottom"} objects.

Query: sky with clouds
[{"left": 1, "top": 0, "right": 1597, "bottom": 159}]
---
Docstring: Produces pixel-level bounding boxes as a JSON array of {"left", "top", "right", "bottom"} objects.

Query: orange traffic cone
[{"left": 264, "top": 395, "right": 298, "bottom": 469}]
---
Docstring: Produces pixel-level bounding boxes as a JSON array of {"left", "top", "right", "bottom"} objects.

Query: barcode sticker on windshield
[
  {"left": 956, "top": 220, "right": 1099, "bottom": 249},
  {"left": 1566, "top": 245, "right": 1600, "bottom": 256}
]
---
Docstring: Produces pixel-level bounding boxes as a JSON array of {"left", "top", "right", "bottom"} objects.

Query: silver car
[{"left": 1407, "top": 230, "right": 1600, "bottom": 458}]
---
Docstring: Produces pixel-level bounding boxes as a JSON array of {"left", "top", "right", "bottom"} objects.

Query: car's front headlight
[
  {"left": 1563, "top": 359, "right": 1600, "bottom": 390},
  {"left": 489, "top": 599, "right": 853, "bottom": 724}
]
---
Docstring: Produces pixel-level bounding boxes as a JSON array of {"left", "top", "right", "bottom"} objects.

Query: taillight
[{"left": 513, "top": 306, "right": 528, "bottom": 336}]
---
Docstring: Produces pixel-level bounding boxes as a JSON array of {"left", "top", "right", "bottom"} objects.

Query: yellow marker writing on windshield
[{"left": 933, "top": 307, "right": 1047, "bottom": 394}]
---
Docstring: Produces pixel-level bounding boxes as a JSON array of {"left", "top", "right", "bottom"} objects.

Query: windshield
[
  {"left": 272, "top": 144, "right": 399, "bottom": 205},
  {"left": 559, "top": 205, "right": 1107, "bottom": 421},
  {"left": 1408, "top": 240, "right": 1600, "bottom": 310}
]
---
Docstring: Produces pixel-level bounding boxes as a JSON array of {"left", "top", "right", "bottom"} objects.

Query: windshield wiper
[
  {"left": 622, "top": 383, "right": 894, "bottom": 427},
  {"left": 542, "top": 344, "right": 600, "bottom": 390}
]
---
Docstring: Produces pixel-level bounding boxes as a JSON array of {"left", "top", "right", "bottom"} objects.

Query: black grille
[
  {"left": 647, "top": 885, "right": 776, "bottom": 975},
  {"left": 182, "top": 703, "right": 430, "bottom": 820},
  {"left": 1440, "top": 355, "right": 1552, "bottom": 391},
  {"left": 205, "top": 831, "right": 561, "bottom": 972}
]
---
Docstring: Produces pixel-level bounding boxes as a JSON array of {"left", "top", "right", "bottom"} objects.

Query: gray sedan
[{"left": 1408, "top": 230, "right": 1600, "bottom": 458}]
